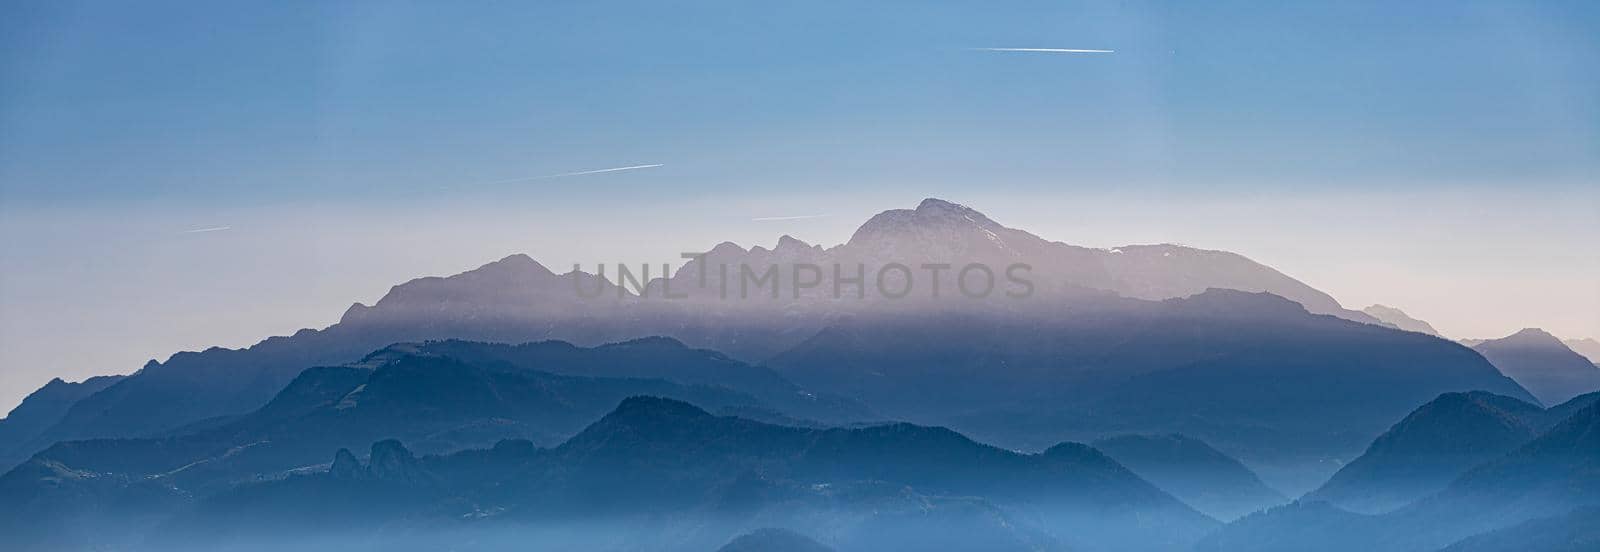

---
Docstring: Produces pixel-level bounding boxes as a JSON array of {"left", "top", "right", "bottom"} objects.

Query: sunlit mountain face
[{"left": 2, "top": 2, "right": 1597, "bottom": 551}]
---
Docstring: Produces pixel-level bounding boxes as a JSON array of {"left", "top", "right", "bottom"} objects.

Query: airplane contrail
[
  {"left": 480, "top": 164, "right": 664, "bottom": 185},
  {"left": 751, "top": 214, "right": 829, "bottom": 222},
  {"left": 973, "top": 48, "right": 1114, "bottom": 54},
  {"left": 183, "top": 226, "right": 232, "bottom": 233}
]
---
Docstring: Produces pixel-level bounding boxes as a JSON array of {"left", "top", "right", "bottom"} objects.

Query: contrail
[
  {"left": 183, "top": 226, "right": 232, "bottom": 233},
  {"left": 973, "top": 48, "right": 1114, "bottom": 54},
  {"left": 751, "top": 214, "right": 829, "bottom": 222},
  {"left": 480, "top": 164, "right": 664, "bottom": 185}
]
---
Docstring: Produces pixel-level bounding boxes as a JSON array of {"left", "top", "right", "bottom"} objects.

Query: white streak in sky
[
  {"left": 973, "top": 48, "right": 1114, "bottom": 54},
  {"left": 480, "top": 164, "right": 664, "bottom": 185},
  {"left": 183, "top": 226, "right": 232, "bottom": 233},
  {"left": 751, "top": 214, "right": 829, "bottom": 222}
]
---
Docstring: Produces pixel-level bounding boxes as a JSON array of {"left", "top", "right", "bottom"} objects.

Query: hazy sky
[{"left": 1, "top": 1, "right": 1597, "bottom": 412}]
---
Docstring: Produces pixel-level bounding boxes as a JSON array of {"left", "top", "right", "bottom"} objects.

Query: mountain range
[
  {"left": 0, "top": 199, "right": 1542, "bottom": 488},
  {"left": 93, "top": 397, "right": 1216, "bottom": 552},
  {"left": 0, "top": 337, "right": 863, "bottom": 507},
  {"left": 0, "top": 197, "right": 1575, "bottom": 551}
]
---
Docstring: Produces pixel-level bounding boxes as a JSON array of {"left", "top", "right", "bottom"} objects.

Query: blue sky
[
  {"left": 5, "top": 1, "right": 1595, "bottom": 203},
  {"left": 1, "top": 1, "right": 1597, "bottom": 410}
]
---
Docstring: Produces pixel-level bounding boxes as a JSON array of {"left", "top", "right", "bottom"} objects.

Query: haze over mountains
[
  {"left": 1353, "top": 305, "right": 1600, "bottom": 408},
  {"left": 1, "top": 199, "right": 1457, "bottom": 464},
  {"left": 1092, "top": 433, "right": 1287, "bottom": 521},
  {"left": 1200, "top": 399, "right": 1600, "bottom": 552},
  {"left": 1562, "top": 337, "right": 1600, "bottom": 365},
  {"left": 0, "top": 198, "right": 1589, "bottom": 551},
  {"left": 0, "top": 200, "right": 1550, "bottom": 484},
  {"left": 1361, "top": 304, "right": 1442, "bottom": 336},
  {"left": 4, "top": 396, "right": 1217, "bottom": 552},
  {"left": 1302, "top": 390, "right": 1595, "bottom": 514},
  {"left": 1471, "top": 328, "right": 1600, "bottom": 406}
]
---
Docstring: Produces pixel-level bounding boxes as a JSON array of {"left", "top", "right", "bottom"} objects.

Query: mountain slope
[
  {"left": 0, "top": 340, "right": 833, "bottom": 544},
  {"left": 1473, "top": 328, "right": 1600, "bottom": 405},
  {"left": 0, "top": 256, "right": 642, "bottom": 466},
  {"left": 1437, "top": 507, "right": 1600, "bottom": 552},
  {"left": 1092, "top": 433, "right": 1287, "bottom": 520},
  {"left": 1563, "top": 337, "right": 1600, "bottom": 365},
  {"left": 1198, "top": 401, "right": 1600, "bottom": 552},
  {"left": 719, "top": 528, "right": 834, "bottom": 552},
  {"left": 0, "top": 375, "right": 124, "bottom": 466},
  {"left": 1361, "top": 304, "right": 1441, "bottom": 336},
  {"left": 1303, "top": 391, "right": 1545, "bottom": 513},
  {"left": 1541, "top": 391, "right": 1600, "bottom": 426},
  {"left": 771, "top": 288, "right": 1535, "bottom": 495},
  {"left": 408, "top": 338, "right": 871, "bottom": 423}
]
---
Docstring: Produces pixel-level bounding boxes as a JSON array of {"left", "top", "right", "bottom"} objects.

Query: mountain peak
[
  {"left": 601, "top": 396, "right": 715, "bottom": 428},
  {"left": 367, "top": 439, "right": 423, "bottom": 482},
  {"left": 1473, "top": 328, "right": 1599, "bottom": 406},
  {"left": 846, "top": 198, "right": 1007, "bottom": 249},
  {"left": 1505, "top": 327, "right": 1561, "bottom": 344},
  {"left": 480, "top": 253, "right": 554, "bottom": 277},
  {"left": 718, "top": 528, "right": 834, "bottom": 552},
  {"left": 596, "top": 335, "right": 691, "bottom": 352},
  {"left": 560, "top": 396, "right": 722, "bottom": 451},
  {"left": 916, "top": 197, "right": 974, "bottom": 213},
  {"left": 1168, "top": 289, "right": 1309, "bottom": 319},
  {"left": 914, "top": 197, "right": 999, "bottom": 225},
  {"left": 1372, "top": 390, "right": 1545, "bottom": 452},
  {"left": 1302, "top": 390, "right": 1545, "bottom": 513},
  {"left": 1361, "top": 304, "right": 1441, "bottom": 336},
  {"left": 330, "top": 448, "right": 363, "bottom": 479},
  {"left": 774, "top": 234, "right": 810, "bottom": 251}
]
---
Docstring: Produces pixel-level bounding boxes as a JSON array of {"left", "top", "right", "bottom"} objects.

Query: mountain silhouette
[
  {"left": 0, "top": 198, "right": 1535, "bottom": 501},
  {"left": 718, "top": 528, "right": 834, "bottom": 552},
  {"left": 0, "top": 375, "right": 124, "bottom": 462},
  {"left": 1303, "top": 391, "right": 1545, "bottom": 513},
  {"left": 1561, "top": 337, "right": 1600, "bottom": 365},
  {"left": 125, "top": 397, "right": 1215, "bottom": 552},
  {"left": 771, "top": 288, "right": 1533, "bottom": 494},
  {"left": 1093, "top": 433, "right": 1287, "bottom": 520},
  {"left": 1198, "top": 400, "right": 1600, "bottom": 552},
  {"left": 1436, "top": 506, "right": 1600, "bottom": 552},
  {"left": 0, "top": 198, "right": 1407, "bottom": 469},
  {"left": 0, "top": 339, "right": 872, "bottom": 545},
  {"left": 1473, "top": 328, "right": 1600, "bottom": 405},
  {"left": 1361, "top": 304, "right": 1442, "bottom": 336},
  {"left": 1540, "top": 391, "right": 1600, "bottom": 425}
]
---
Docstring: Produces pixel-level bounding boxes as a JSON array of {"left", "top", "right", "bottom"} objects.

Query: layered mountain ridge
[
  {"left": 0, "top": 199, "right": 1539, "bottom": 501},
  {"left": 1303, "top": 391, "right": 1550, "bottom": 513},
  {"left": 1472, "top": 328, "right": 1600, "bottom": 405},
  {"left": 1361, "top": 304, "right": 1442, "bottom": 336},
  {"left": 4, "top": 396, "right": 1219, "bottom": 552},
  {"left": 1199, "top": 400, "right": 1600, "bottom": 552},
  {"left": 0, "top": 198, "right": 1407, "bottom": 467}
]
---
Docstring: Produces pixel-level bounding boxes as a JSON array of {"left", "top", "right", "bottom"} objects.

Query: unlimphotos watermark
[{"left": 574, "top": 253, "right": 1033, "bottom": 300}]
